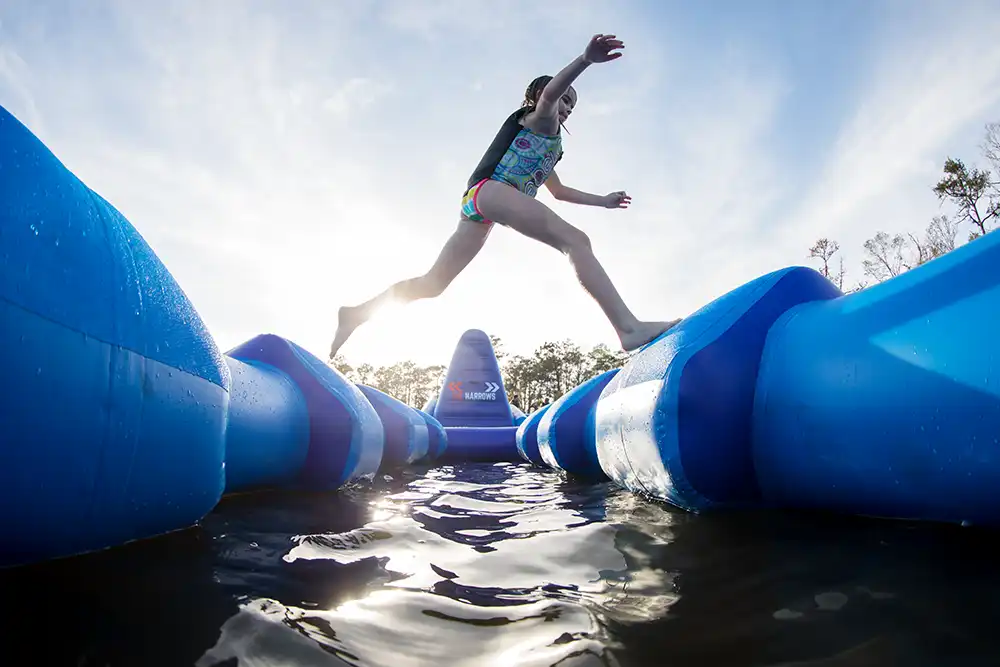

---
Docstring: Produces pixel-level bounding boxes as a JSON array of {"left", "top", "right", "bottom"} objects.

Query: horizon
[{"left": 2, "top": 1, "right": 999, "bottom": 368}]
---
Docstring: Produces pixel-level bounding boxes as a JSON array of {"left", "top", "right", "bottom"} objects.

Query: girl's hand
[
  {"left": 603, "top": 191, "right": 632, "bottom": 208},
  {"left": 583, "top": 34, "right": 625, "bottom": 64}
]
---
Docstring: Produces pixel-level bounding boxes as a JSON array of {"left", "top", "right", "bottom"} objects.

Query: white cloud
[
  {"left": 323, "top": 77, "right": 395, "bottom": 116},
  {"left": 772, "top": 2, "right": 1000, "bottom": 284},
  {"left": 3, "top": 1, "right": 999, "bottom": 369},
  {"left": 0, "top": 41, "right": 43, "bottom": 135}
]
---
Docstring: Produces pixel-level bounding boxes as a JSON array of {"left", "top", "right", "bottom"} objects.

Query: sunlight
[{"left": 340, "top": 298, "right": 465, "bottom": 368}]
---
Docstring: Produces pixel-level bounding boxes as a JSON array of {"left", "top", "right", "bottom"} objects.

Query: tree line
[
  {"left": 331, "top": 335, "right": 627, "bottom": 414},
  {"left": 808, "top": 122, "right": 998, "bottom": 290},
  {"left": 332, "top": 122, "right": 998, "bottom": 412}
]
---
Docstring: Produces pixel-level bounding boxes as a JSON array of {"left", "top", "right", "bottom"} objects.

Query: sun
[{"left": 338, "top": 298, "right": 460, "bottom": 369}]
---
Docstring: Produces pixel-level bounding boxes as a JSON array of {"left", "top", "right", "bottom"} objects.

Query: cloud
[
  {"left": 3, "top": 1, "right": 1000, "bottom": 368},
  {"left": 323, "top": 77, "right": 395, "bottom": 116},
  {"left": 533, "top": 33, "right": 791, "bottom": 328},
  {"left": 0, "top": 41, "right": 43, "bottom": 135},
  {"left": 772, "top": 2, "right": 1000, "bottom": 282}
]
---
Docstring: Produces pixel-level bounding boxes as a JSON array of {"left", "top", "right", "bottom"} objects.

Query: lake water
[{"left": 3, "top": 462, "right": 999, "bottom": 666}]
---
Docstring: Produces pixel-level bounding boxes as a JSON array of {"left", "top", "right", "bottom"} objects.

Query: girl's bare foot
[
  {"left": 620, "top": 319, "right": 682, "bottom": 353},
  {"left": 329, "top": 305, "right": 363, "bottom": 360}
]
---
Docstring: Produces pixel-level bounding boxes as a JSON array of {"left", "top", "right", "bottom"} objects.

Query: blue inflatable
[
  {"left": 510, "top": 403, "right": 528, "bottom": 426},
  {"left": 223, "top": 354, "right": 309, "bottom": 491},
  {"left": 423, "top": 393, "right": 526, "bottom": 433},
  {"left": 356, "top": 384, "right": 428, "bottom": 468},
  {"left": 8, "top": 89, "right": 1000, "bottom": 573},
  {"left": 0, "top": 105, "right": 230, "bottom": 567},
  {"left": 539, "top": 369, "right": 619, "bottom": 479},
  {"left": 753, "top": 233, "right": 1000, "bottom": 526},
  {"left": 430, "top": 329, "right": 521, "bottom": 461},
  {"left": 515, "top": 404, "right": 552, "bottom": 466},
  {"left": 595, "top": 267, "right": 839, "bottom": 510},
  {"left": 0, "top": 105, "right": 386, "bottom": 567},
  {"left": 227, "top": 335, "right": 384, "bottom": 491},
  {"left": 416, "top": 409, "right": 448, "bottom": 462},
  {"left": 596, "top": 237, "right": 1000, "bottom": 527}
]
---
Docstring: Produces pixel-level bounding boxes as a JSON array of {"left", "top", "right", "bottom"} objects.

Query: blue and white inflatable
[
  {"left": 595, "top": 249, "right": 1000, "bottom": 527},
  {"left": 425, "top": 329, "right": 523, "bottom": 462},
  {"left": 2, "top": 104, "right": 228, "bottom": 567},
  {"left": 4, "top": 97, "right": 1000, "bottom": 568}
]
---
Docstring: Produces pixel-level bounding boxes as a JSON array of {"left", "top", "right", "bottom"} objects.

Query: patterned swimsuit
[{"left": 461, "top": 107, "right": 563, "bottom": 224}]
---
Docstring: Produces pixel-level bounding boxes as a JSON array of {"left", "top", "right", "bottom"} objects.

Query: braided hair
[
  {"left": 522, "top": 75, "right": 554, "bottom": 108},
  {"left": 521, "top": 75, "right": 571, "bottom": 134}
]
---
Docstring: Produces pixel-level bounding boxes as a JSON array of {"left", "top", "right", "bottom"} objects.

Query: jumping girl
[{"left": 329, "top": 33, "right": 680, "bottom": 360}]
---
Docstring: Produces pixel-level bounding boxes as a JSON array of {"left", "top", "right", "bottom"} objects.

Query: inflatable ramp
[{"left": 424, "top": 330, "right": 522, "bottom": 461}]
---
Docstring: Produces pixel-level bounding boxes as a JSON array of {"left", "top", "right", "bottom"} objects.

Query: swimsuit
[{"left": 461, "top": 107, "right": 563, "bottom": 225}]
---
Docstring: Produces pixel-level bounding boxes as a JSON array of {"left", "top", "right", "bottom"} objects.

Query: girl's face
[{"left": 557, "top": 87, "right": 578, "bottom": 124}]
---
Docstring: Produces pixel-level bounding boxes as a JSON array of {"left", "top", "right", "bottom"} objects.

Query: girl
[{"left": 329, "top": 33, "right": 680, "bottom": 360}]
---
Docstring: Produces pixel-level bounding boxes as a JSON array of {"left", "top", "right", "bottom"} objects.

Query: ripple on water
[
  {"left": 7, "top": 457, "right": 997, "bottom": 666},
  {"left": 196, "top": 591, "right": 610, "bottom": 667},
  {"left": 198, "top": 462, "right": 652, "bottom": 666},
  {"left": 190, "top": 460, "right": 1000, "bottom": 667}
]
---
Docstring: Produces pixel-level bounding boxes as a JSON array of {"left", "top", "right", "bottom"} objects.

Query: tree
[
  {"left": 330, "top": 355, "right": 353, "bottom": 377},
  {"left": 859, "top": 215, "right": 961, "bottom": 286},
  {"left": 354, "top": 363, "right": 375, "bottom": 386},
  {"left": 933, "top": 156, "right": 998, "bottom": 241},
  {"left": 368, "top": 360, "right": 445, "bottom": 408},
  {"left": 489, "top": 334, "right": 507, "bottom": 365},
  {"left": 923, "top": 215, "right": 960, "bottom": 260},
  {"left": 502, "top": 354, "right": 540, "bottom": 413},
  {"left": 981, "top": 121, "right": 999, "bottom": 173},
  {"left": 588, "top": 343, "right": 627, "bottom": 375},
  {"left": 486, "top": 338, "right": 631, "bottom": 413},
  {"left": 862, "top": 231, "right": 913, "bottom": 283},
  {"left": 808, "top": 237, "right": 846, "bottom": 290}
]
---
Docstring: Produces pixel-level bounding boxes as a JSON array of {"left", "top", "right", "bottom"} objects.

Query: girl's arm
[
  {"left": 534, "top": 34, "right": 625, "bottom": 119},
  {"left": 545, "top": 171, "right": 632, "bottom": 209},
  {"left": 533, "top": 56, "right": 590, "bottom": 119}
]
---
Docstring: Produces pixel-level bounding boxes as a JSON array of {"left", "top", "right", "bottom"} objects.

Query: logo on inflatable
[
  {"left": 447, "top": 380, "right": 500, "bottom": 401},
  {"left": 464, "top": 381, "right": 499, "bottom": 401}
]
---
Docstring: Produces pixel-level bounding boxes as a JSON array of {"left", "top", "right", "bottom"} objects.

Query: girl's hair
[
  {"left": 521, "top": 74, "right": 571, "bottom": 134},
  {"left": 522, "top": 75, "right": 553, "bottom": 108}
]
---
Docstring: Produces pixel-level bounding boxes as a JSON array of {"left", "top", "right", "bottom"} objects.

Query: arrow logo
[{"left": 484, "top": 381, "right": 500, "bottom": 393}]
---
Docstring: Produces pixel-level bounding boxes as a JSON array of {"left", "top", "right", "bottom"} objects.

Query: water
[{"left": 3, "top": 462, "right": 1000, "bottom": 666}]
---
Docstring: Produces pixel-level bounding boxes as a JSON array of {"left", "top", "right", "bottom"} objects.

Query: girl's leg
[
  {"left": 329, "top": 218, "right": 492, "bottom": 359},
  {"left": 474, "top": 180, "right": 679, "bottom": 352}
]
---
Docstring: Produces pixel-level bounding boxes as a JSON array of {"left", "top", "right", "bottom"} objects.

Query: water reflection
[
  {"left": 200, "top": 463, "right": 644, "bottom": 666},
  {"left": 199, "top": 463, "right": 1000, "bottom": 667},
  {"left": 5, "top": 462, "right": 1000, "bottom": 666}
]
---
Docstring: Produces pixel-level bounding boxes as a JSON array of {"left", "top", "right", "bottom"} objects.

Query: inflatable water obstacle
[{"left": 3, "top": 104, "right": 1000, "bottom": 567}]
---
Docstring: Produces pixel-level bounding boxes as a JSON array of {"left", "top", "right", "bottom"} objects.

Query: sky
[{"left": 2, "top": 0, "right": 1000, "bottom": 368}]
